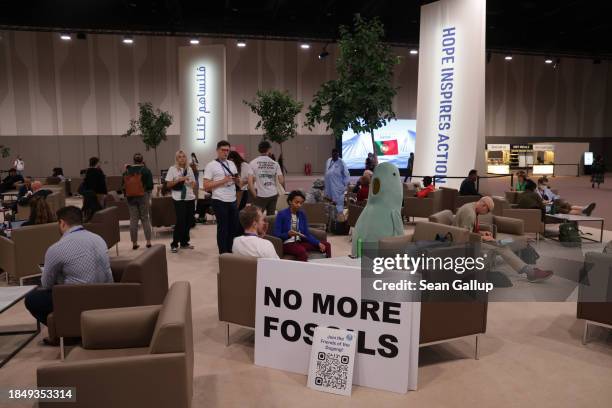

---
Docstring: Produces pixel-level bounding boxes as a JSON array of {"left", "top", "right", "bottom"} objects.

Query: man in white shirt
[
  {"left": 249, "top": 141, "right": 284, "bottom": 215},
  {"left": 203, "top": 140, "right": 242, "bottom": 254},
  {"left": 232, "top": 206, "right": 279, "bottom": 259},
  {"left": 14, "top": 155, "right": 25, "bottom": 176}
]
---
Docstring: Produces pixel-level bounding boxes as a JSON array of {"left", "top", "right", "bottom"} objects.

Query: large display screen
[{"left": 342, "top": 119, "right": 416, "bottom": 170}]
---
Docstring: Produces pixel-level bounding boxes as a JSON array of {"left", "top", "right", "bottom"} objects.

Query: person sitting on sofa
[
  {"left": 356, "top": 175, "right": 370, "bottom": 202},
  {"left": 516, "top": 179, "right": 546, "bottom": 219},
  {"left": 232, "top": 206, "right": 279, "bottom": 259},
  {"left": 536, "top": 177, "right": 595, "bottom": 216},
  {"left": 17, "top": 181, "right": 52, "bottom": 206},
  {"left": 454, "top": 197, "right": 553, "bottom": 283},
  {"left": 17, "top": 176, "right": 33, "bottom": 199},
  {"left": 416, "top": 176, "right": 435, "bottom": 198},
  {"left": 24, "top": 206, "right": 113, "bottom": 343},
  {"left": 514, "top": 171, "right": 528, "bottom": 192},
  {"left": 459, "top": 169, "right": 481, "bottom": 197},
  {"left": 274, "top": 190, "right": 331, "bottom": 262},
  {"left": 0, "top": 167, "right": 24, "bottom": 193},
  {"left": 22, "top": 195, "right": 56, "bottom": 226}
]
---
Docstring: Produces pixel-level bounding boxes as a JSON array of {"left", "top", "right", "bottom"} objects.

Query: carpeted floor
[{"left": 1, "top": 177, "right": 612, "bottom": 407}]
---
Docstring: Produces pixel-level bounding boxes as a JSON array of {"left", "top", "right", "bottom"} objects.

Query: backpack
[
  {"left": 124, "top": 171, "right": 145, "bottom": 197},
  {"left": 559, "top": 221, "right": 581, "bottom": 245}
]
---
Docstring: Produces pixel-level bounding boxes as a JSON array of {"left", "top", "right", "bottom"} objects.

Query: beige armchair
[
  {"left": 106, "top": 175, "right": 123, "bottom": 193},
  {"left": 46, "top": 245, "right": 169, "bottom": 357},
  {"left": 440, "top": 187, "right": 481, "bottom": 213},
  {"left": 577, "top": 252, "right": 612, "bottom": 344},
  {"left": 151, "top": 196, "right": 176, "bottom": 230},
  {"left": 264, "top": 215, "right": 327, "bottom": 260},
  {"left": 0, "top": 223, "right": 61, "bottom": 284},
  {"left": 378, "top": 222, "right": 487, "bottom": 358},
  {"left": 402, "top": 189, "right": 443, "bottom": 221},
  {"left": 84, "top": 207, "right": 120, "bottom": 255},
  {"left": 104, "top": 192, "right": 130, "bottom": 221},
  {"left": 38, "top": 281, "right": 193, "bottom": 408},
  {"left": 347, "top": 203, "right": 365, "bottom": 228},
  {"left": 218, "top": 254, "right": 257, "bottom": 345},
  {"left": 300, "top": 202, "right": 328, "bottom": 230}
]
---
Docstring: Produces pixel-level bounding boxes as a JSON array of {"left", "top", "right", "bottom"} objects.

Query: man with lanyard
[
  {"left": 232, "top": 206, "right": 278, "bottom": 258},
  {"left": 24, "top": 206, "right": 113, "bottom": 341},
  {"left": 203, "top": 140, "right": 242, "bottom": 254},
  {"left": 324, "top": 148, "right": 350, "bottom": 215}
]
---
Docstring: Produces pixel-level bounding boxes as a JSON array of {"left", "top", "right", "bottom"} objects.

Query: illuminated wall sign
[
  {"left": 413, "top": 0, "right": 487, "bottom": 189},
  {"left": 533, "top": 144, "right": 555, "bottom": 151},
  {"left": 510, "top": 144, "right": 533, "bottom": 152},
  {"left": 486, "top": 144, "right": 510, "bottom": 151},
  {"left": 178, "top": 45, "right": 227, "bottom": 161}
]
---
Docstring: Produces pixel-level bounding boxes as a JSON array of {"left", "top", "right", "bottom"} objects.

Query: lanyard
[
  {"left": 68, "top": 227, "right": 84, "bottom": 234},
  {"left": 216, "top": 159, "right": 233, "bottom": 176},
  {"left": 244, "top": 233, "right": 258, "bottom": 237}
]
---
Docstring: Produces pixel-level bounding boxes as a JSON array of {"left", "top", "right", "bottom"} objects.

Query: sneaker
[
  {"left": 180, "top": 244, "right": 195, "bottom": 249},
  {"left": 526, "top": 268, "right": 553, "bottom": 283},
  {"left": 170, "top": 246, "right": 179, "bottom": 253},
  {"left": 582, "top": 203, "right": 596, "bottom": 216}
]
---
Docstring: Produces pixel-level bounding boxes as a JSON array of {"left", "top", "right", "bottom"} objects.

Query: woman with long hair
[
  {"left": 228, "top": 150, "right": 252, "bottom": 211},
  {"left": 165, "top": 150, "right": 197, "bottom": 253},
  {"left": 23, "top": 196, "right": 56, "bottom": 226}
]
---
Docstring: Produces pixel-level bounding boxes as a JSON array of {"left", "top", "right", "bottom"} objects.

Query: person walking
[
  {"left": 591, "top": 155, "right": 605, "bottom": 189},
  {"left": 404, "top": 152, "right": 414, "bottom": 182},
  {"left": 123, "top": 153, "right": 154, "bottom": 250},
  {"left": 82, "top": 157, "right": 108, "bottom": 206},
  {"left": 228, "top": 150, "right": 252, "bottom": 211},
  {"left": 13, "top": 155, "right": 25, "bottom": 176},
  {"left": 203, "top": 141, "right": 241, "bottom": 254},
  {"left": 324, "top": 148, "right": 350, "bottom": 215},
  {"left": 165, "top": 150, "right": 197, "bottom": 253},
  {"left": 248, "top": 141, "right": 284, "bottom": 215}
]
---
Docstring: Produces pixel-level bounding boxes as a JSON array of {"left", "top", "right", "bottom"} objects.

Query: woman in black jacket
[{"left": 83, "top": 157, "right": 107, "bottom": 206}]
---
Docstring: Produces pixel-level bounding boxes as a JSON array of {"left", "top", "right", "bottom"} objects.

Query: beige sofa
[
  {"left": 84, "top": 207, "right": 120, "bottom": 255},
  {"left": 47, "top": 245, "right": 169, "bottom": 357},
  {"left": 429, "top": 209, "right": 526, "bottom": 244},
  {"left": 0, "top": 222, "right": 61, "bottom": 284},
  {"left": 38, "top": 281, "right": 193, "bottom": 408},
  {"left": 402, "top": 189, "right": 443, "bottom": 221}
]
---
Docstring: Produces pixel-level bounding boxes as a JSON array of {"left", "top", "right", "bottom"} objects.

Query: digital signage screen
[{"left": 341, "top": 119, "right": 416, "bottom": 170}]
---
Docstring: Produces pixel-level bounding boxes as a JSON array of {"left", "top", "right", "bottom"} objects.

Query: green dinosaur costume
[{"left": 352, "top": 162, "right": 404, "bottom": 256}]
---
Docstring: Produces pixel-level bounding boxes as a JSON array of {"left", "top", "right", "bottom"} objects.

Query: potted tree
[
  {"left": 0, "top": 145, "right": 9, "bottom": 158},
  {"left": 123, "top": 102, "right": 173, "bottom": 174},
  {"left": 306, "top": 14, "right": 401, "bottom": 158},
  {"left": 243, "top": 90, "right": 303, "bottom": 158}
]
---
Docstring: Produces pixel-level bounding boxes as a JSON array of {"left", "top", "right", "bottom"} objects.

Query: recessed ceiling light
[
  {"left": 60, "top": 34, "right": 71, "bottom": 41},
  {"left": 300, "top": 43, "right": 310, "bottom": 49},
  {"left": 237, "top": 41, "right": 246, "bottom": 48},
  {"left": 544, "top": 58, "right": 553, "bottom": 64},
  {"left": 505, "top": 55, "right": 513, "bottom": 61},
  {"left": 190, "top": 38, "right": 200, "bottom": 45},
  {"left": 123, "top": 36, "right": 134, "bottom": 44},
  {"left": 409, "top": 49, "right": 418, "bottom": 55}
]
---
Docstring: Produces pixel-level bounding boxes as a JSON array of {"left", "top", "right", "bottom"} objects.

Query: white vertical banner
[
  {"left": 414, "top": 0, "right": 487, "bottom": 189},
  {"left": 178, "top": 45, "right": 227, "bottom": 162}
]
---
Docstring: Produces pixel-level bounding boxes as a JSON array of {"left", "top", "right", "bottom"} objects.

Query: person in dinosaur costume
[{"left": 352, "top": 161, "right": 404, "bottom": 256}]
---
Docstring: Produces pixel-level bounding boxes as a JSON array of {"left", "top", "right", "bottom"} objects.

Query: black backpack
[{"left": 559, "top": 221, "right": 581, "bottom": 245}]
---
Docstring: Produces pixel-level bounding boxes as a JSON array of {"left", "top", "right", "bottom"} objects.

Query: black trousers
[
  {"left": 212, "top": 199, "right": 238, "bottom": 254},
  {"left": 25, "top": 288, "right": 53, "bottom": 326},
  {"left": 172, "top": 199, "right": 195, "bottom": 248}
]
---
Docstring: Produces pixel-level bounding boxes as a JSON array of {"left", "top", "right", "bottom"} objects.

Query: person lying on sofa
[
  {"left": 274, "top": 190, "right": 331, "bottom": 262},
  {"left": 536, "top": 177, "right": 595, "bottom": 216},
  {"left": 233, "top": 206, "right": 279, "bottom": 259},
  {"left": 454, "top": 197, "right": 553, "bottom": 283},
  {"left": 24, "top": 206, "right": 113, "bottom": 345}
]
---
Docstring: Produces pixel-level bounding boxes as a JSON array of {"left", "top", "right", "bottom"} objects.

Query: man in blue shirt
[{"left": 25, "top": 206, "right": 113, "bottom": 330}]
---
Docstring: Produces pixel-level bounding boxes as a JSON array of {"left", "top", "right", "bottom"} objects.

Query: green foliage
[
  {"left": 243, "top": 90, "right": 304, "bottom": 150},
  {"left": 0, "top": 145, "right": 9, "bottom": 158},
  {"left": 123, "top": 102, "right": 173, "bottom": 171},
  {"left": 306, "top": 14, "right": 401, "bottom": 145}
]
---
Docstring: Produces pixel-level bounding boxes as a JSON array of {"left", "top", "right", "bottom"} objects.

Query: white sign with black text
[
  {"left": 254, "top": 259, "right": 420, "bottom": 393},
  {"left": 307, "top": 327, "right": 357, "bottom": 396}
]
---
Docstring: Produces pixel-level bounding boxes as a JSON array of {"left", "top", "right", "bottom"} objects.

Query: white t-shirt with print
[
  {"left": 203, "top": 159, "right": 238, "bottom": 202},
  {"left": 232, "top": 235, "right": 279, "bottom": 259},
  {"left": 249, "top": 155, "right": 282, "bottom": 198},
  {"left": 165, "top": 165, "right": 196, "bottom": 201}
]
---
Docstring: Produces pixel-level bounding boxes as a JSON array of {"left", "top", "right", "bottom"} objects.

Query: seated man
[
  {"left": 517, "top": 179, "right": 545, "bottom": 219},
  {"left": 17, "top": 180, "right": 52, "bottom": 206},
  {"left": 536, "top": 177, "right": 595, "bottom": 216},
  {"left": 17, "top": 176, "right": 33, "bottom": 199},
  {"left": 459, "top": 169, "right": 481, "bottom": 196},
  {"left": 24, "top": 206, "right": 113, "bottom": 340},
  {"left": 274, "top": 190, "right": 331, "bottom": 262},
  {"left": 416, "top": 176, "right": 435, "bottom": 198},
  {"left": 356, "top": 175, "right": 370, "bottom": 202},
  {"left": 232, "top": 206, "right": 279, "bottom": 259},
  {"left": 454, "top": 197, "right": 553, "bottom": 283},
  {"left": 0, "top": 167, "right": 24, "bottom": 193}
]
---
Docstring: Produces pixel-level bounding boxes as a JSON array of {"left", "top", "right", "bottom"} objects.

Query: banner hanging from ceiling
[
  {"left": 178, "top": 45, "right": 227, "bottom": 162},
  {"left": 413, "top": 0, "right": 487, "bottom": 188}
]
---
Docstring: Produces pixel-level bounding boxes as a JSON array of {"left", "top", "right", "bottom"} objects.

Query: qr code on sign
[{"left": 314, "top": 352, "right": 350, "bottom": 390}]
